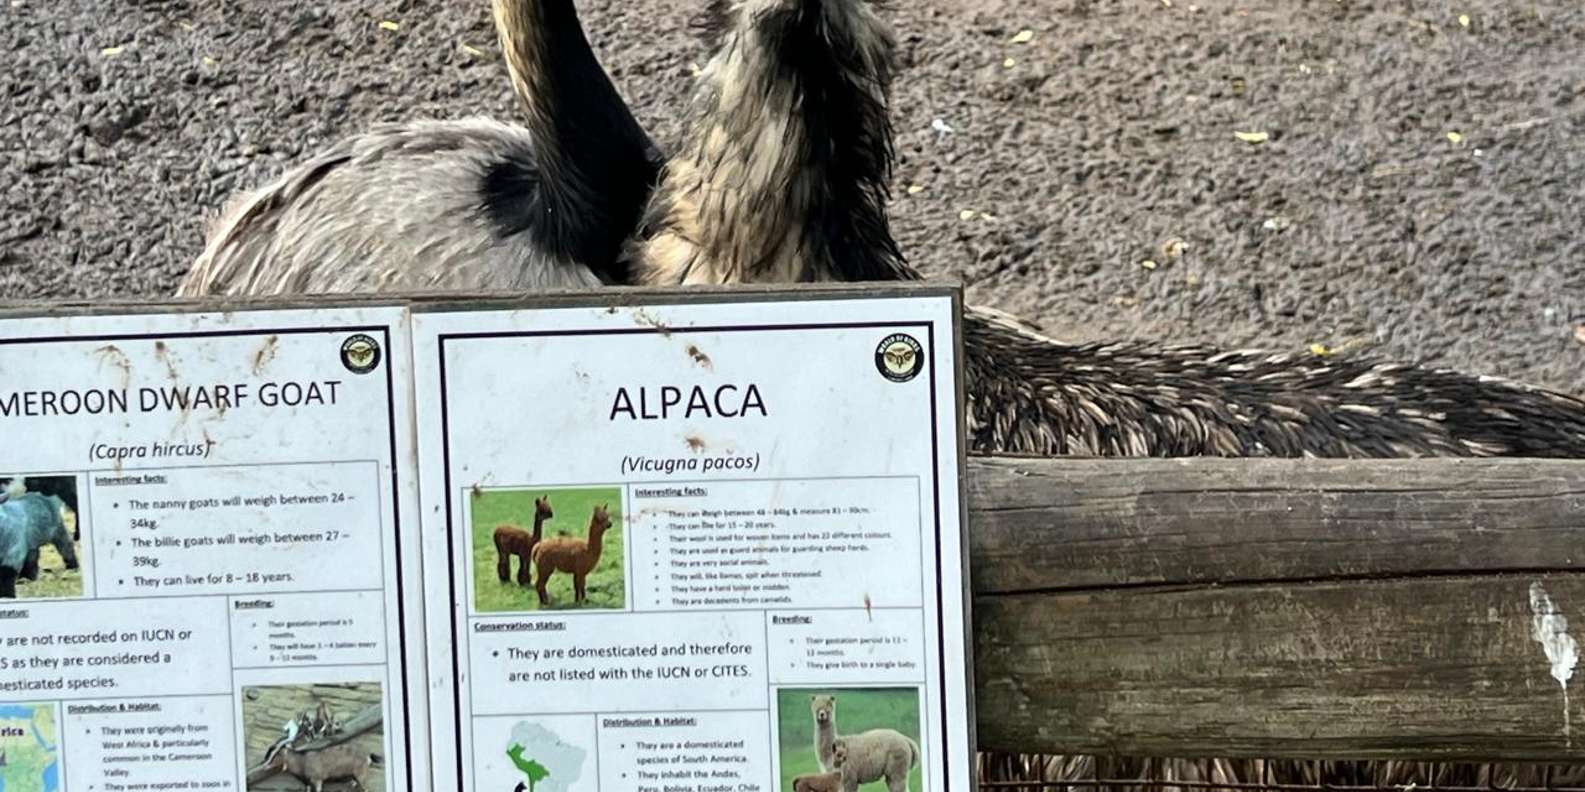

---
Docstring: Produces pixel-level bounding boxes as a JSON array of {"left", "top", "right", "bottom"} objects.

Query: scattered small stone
[{"left": 21, "top": 156, "right": 59, "bottom": 174}]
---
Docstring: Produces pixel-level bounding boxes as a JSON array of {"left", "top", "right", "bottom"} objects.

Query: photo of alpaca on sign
[
  {"left": 0, "top": 475, "right": 84, "bottom": 600},
  {"left": 470, "top": 486, "right": 625, "bottom": 613},
  {"left": 777, "top": 688, "right": 923, "bottom": 792},
  {"left": 495, "top": 495, "right": 555, "bottom": 587}
]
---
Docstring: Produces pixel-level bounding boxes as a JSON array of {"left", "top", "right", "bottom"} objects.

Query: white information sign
[
  {"left": 0, "top": 285, "right": 972, "bottom": 792},
  {"left": 411, "top": 289, "right": 972, "bottom": 792},
  {"left": 0, "top": 306, "right": 428, "bottom": 792}
]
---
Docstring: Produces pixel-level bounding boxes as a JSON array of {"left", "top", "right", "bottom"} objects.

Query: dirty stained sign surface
[
  {"left": 411, "top": 289, "right": 973, "bottom": 792},
  {"left": 0, "top": 305, "right": 428, "bottom": 792}
]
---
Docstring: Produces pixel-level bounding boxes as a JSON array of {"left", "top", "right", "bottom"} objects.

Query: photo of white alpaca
[
  {"left": 804, "top": 693, "right": 921, "bottom": 792},
  {"left": 831, "top": 734, "right": 919, "bottom": 792}
]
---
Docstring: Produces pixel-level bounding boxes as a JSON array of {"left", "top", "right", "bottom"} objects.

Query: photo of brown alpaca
[
  {"left": 494, "top": 496, "right": 553, "bottom": 586},
  {"left": 530, "top": 503, "right": 611, "bottom": 606},
  {"left": 791, "top": 769, "right": 842, "bottom": 792}
]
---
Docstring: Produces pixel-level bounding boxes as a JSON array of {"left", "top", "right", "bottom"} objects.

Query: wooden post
[{"left": 966, "top": 456, "right": 1585, "bottom": 760}]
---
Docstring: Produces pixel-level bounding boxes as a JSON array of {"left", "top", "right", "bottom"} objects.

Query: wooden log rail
[{"left": 967, "top": 456, "right": 1585, "bottom": 761}]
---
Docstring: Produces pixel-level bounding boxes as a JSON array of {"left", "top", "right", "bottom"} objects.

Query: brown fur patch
[{"left": 530, "top": 503, "right": 613, "bottom": 605}]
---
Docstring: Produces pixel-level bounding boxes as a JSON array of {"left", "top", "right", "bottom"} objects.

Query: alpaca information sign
[
  {"left": 0, "top": 304, "right": 430, "bottom": 792},
  {"left": 409, "top": 287, "right": 973, "bottom": 792},
  {"left": 0, "top": 284, "right": 971, "bottom": 792}
]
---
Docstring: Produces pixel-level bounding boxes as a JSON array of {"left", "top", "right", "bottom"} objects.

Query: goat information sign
[
  {"left": 0, "top": 305, "right": 429, "bottom": 792},
  {"left": 410, "top": 287, "right": 973, "bottom": 792},
  {"left": 0, "top": 283, "right": 971, "bottom": 792}
]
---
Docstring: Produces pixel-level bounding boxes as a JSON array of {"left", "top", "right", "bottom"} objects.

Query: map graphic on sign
[
  {"left": 0, "top": 703, "right": 60, "bottom": 792},
  {"left": 505, "top": 721, "right": 586, "bottom": 792}
]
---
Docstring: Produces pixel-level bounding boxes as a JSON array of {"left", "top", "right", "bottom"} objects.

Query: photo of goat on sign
[{"left": 0, "top": 475, "right": 84, "bottom": 600}]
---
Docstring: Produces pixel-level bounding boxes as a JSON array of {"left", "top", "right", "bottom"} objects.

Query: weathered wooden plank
[
  {"left": 967, "top": 457, "right": 1585, "bottom": 595},
  {"left": 974, "top": 573, "right": 1585, "bottom": 760}
]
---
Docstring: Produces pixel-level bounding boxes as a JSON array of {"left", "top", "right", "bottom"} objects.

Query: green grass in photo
[
  {"left": 775, "top": 687, "right": 923, "bottom": 792},
  {"left": 471, "top": 486, "right": 624, "bottom": 612}
]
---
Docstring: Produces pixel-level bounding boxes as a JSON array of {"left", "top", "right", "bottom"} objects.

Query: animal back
[
  {"left": 179, "top": 119, "right": 607, "bottom": 298},
  {"left": 530, "top": 535, "right": 591, "bottom": 572}
]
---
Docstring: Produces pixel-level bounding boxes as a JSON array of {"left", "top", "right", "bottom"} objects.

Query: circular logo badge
[
  {"left": 340, "top": 334, "right": 382, "bottom": 375},
  {"left": 875, "top": 333, "right": 924, "bottom": 382}
]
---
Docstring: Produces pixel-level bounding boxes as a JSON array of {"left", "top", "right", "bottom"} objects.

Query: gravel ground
[{"left": 1, "top": 0, "right": 1582, "bottom": 394}]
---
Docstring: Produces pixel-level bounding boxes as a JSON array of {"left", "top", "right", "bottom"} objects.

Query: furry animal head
[
  {"left": 810, "top": 693, "right": 835, "bottom": 724},
  {"left": 535, "top": 495, "right": 554, "bottom": 520},
  {"left": 637, "top": 0, "right": 911, "bottom": 285},
  {"left": 590, "top": 503, "right": 612, "bottom": 532},
  {"left": 832, "top": 738, "right": 849, "bottom": 766}
]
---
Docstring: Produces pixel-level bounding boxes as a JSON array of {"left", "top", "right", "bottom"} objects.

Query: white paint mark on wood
[{"left": 1529, "top": 581, "right": 1579, "bottom": 746}]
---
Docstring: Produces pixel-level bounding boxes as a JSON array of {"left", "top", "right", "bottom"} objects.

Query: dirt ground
[{"left": 1, "top": 0, "right": 1581, "bottom": 394}]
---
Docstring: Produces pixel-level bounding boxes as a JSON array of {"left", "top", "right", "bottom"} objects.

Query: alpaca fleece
[
  {"left": 791, "top": 770, "right": 842, "bottom": 792},
  {"left": 530, "top": 503, "right": 612, "bottom": 605},
  {"left": 829, "top": 732, "right": 919, "bottom": 792}
]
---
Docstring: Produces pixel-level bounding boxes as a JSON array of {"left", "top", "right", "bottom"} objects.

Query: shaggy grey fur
[
  {"left": 180, "top": 119, "right": 608, "bottom": 295},
  {"left": 964, "top": 305, "right": 1585, "bottom": 458},
  {"left": 177, "top": 0, "right": 661, "bottom": 298},
  {"left": 632, "top": 0, "right": 910, "bottom": 286}
]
